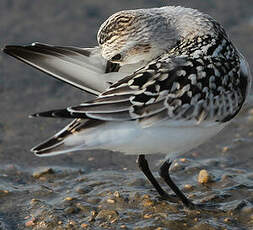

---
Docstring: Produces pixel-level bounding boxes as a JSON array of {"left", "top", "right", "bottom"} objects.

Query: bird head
[
  {"left": 97, "top": 7, "right": 217, "bottom": 66},
  {"left": 97, "top": 8, "right": 177, "bottom": 66}
]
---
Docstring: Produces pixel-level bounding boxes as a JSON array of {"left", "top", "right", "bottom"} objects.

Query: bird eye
[{"left": 111, "top": 54, "right": 122, "bottom": 62}]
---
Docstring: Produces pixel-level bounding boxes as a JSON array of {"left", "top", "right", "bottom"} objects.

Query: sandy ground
[{"left": 1, "top": 1, "right": 253, "bottom": 229}]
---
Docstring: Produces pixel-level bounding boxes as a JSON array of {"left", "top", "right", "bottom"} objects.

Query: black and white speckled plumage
[
  {"left": 3, "top": 6, "right": 251, "bottom": 156},
  {"left": 36, "top": 33, "right": 246, "bottom": 127}
]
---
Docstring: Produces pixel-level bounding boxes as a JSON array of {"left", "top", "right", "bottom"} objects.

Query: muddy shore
[{"left": 1, "top": 1, "right": 253, "bottom": 229}]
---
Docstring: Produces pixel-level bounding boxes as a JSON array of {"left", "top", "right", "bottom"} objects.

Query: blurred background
[
  {"left": 1, "top": 0, "right": 253, "bottom": 169},
  {"left": 0, "top": 1, "right": 253, "bottom": 229}
]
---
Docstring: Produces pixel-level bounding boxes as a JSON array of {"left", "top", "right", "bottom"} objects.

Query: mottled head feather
[{"left": 97, "top": 6, "right": 225, "bottom": 66}]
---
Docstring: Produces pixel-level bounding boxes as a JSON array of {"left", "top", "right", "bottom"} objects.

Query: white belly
[{"left": 66, "top": 120, "right": 227, "bottom": 156}]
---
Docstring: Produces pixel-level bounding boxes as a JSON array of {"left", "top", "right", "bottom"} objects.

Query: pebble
[
  {"left": 69, "top": 220, "right": 77, "bottom": 226},
  {"left": 107, "top": 198, "right": 115, "bottom": 204},
  {"left": 86, "top": 197, "right": 101, "bottom": 205},
  {"left": 81, "top": 223, "right": 89, "bottom": 228},
  {"left": 224, "top": 218, "right": 231, "bottom": 223},
  {"left": 184, "top": 184, "right": 193, "bottom": 190},
  {"left": 88, "top": 210, "right": 97, "bottom": 222},
  {"left": 222, "top": 146, "right": 229, "bottom": 153},
  {"left": 96, "top": 210, "right": 119, "bottom": 221},
  {"left": 76, "top": 185, "right": 93, "bottom": 194},
  {"left": 198, "top": 169, "right": 213, "bottom": 184},
  {"left": 64, "top": 207, "right": 77, "bottom": 214},
  {"left": 25, "top": 218, "right": 35, "bottom": 227},
  {"left": 76, "top": 203, "right": 91, "bottom": 213},
  {"left": 0, "top": 190, "right": 9, "bottom": 196},
  {"left": 179, "top": 158, "right": 188, "bottom": 163},
  {"left": 170, "top": 162, "right": 184, "bottom": 171},
  {"left": 142, "top": 199, "right": 154, "bottom": 207},
  {"left": 32, "top": 168, "right": 54, "bottom": 178},
  {"left": 113, "top": 191, "right": 120, "bottom": 198},
  {"left": 64, "top": 196, "right": 75, "bottom": 201},
  {"left": 30, "top": 198, "right": 40, "bottom": 205},
  {"left": 143, "top": 213, "right": 153, "bottom": 219},
  {"left": 88, "top": 157, "right": 95, "bottom": 161}
]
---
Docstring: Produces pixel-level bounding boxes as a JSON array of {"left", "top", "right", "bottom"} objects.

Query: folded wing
[{"left": 31, "top": 54, "right": 246, "bottom": 126}]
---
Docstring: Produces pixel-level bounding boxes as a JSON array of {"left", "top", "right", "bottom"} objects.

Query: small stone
[
  {"left": 222, "top": 146, "right": 229, "bottom": 153},
  {"left": 120, "top": 225, "right": 127, "bottom": 229},
  {"left": 198, "top": 169, "right": 213, "bottom": 184},
  {"left": 69, "top": 220, "right": 77, "bottom": 226},
  {"left": 224, "top": 218, "right": 231, "bottom": 222},
  {"left": 25, "top": 218, "right": 35, "bottom": 227},
  {"left": 184, "top": 184, "right": 193, "bottom": 190},
  {"left": 87, "top": 197, "right": 101, "bottom": 205},
  {"left": 142, "top": 194, "right": 150, "bottom": 199},
  {"left": 113, "top": 191, "right": 120, "bottom": 198},
  {"left": 96, "top": 210, "right": 119, "bottom": 221},
  {"left": 32, "top": 168, "right": 54, "bottom": 178},
  {"left": 0, "top": 190, "right": 9, "bottom": 196},
  {"left": 179, "top": 158, "right": 188, "bottom": 163},
  {"left": 76, "top": 186, "right": 92, "bottom": 194},
  {"left": 76, "top": 203, "right": 91, "bottom": 213},
  {"left": 142, "top": 199, "right": 154, "bottom": 207},
  {"left": 81, "top": 223, "right": 88, "bottom": 228},
  {"left": 143, "top": 213, "right": 153, "bottom": 219},
  {"left": 107, "top": 199, "right": 115, "bottom": 204},
  {"left": 111, "top": 218, "right": 117, "bottom": 224},
  {"left": 64, "top": 207, "right": 77, "bottom": 214},
  {"left": 88, "top": 210, "right": 97, "bottom": 222},
  {"left": 88, "top": 157, "right": 95, "bottom": 161},
  {"left": 30, "top": 198, "right": 40, "bottom": 205},
  {"left": 64, "top": 197, "right": 75, "bottom": 201}
]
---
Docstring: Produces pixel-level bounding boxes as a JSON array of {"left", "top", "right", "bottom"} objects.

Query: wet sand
[
  {"left": 0, "top": 108, "right": 253, "bottom": 229},
  {"left": 1, "top": 1, "right": 253, "bottom": 229}
]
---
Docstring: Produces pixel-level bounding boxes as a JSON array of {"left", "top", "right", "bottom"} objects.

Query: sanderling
[{"left": 4, "top": 6, "right": 252, "bottom": 208}]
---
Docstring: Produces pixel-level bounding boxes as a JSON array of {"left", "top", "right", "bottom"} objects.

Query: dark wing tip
[
  {"left": 2, "top": 45, "right": 20, "bottom": 54},
  {"left": 29, "top": 109, "right": 88, "bottom": 119}
]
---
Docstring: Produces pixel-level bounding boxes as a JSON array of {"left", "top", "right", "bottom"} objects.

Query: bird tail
[{"left": 31, "top": 119, "right": 104, "bottom": 156}]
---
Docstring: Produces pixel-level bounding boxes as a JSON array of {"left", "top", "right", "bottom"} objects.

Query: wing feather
[
  {"left": 3, "top": 43, "right": 122, "bottom": 95},
  {"left": 29, "top": 51, "right": 245, "bottom": 127}
]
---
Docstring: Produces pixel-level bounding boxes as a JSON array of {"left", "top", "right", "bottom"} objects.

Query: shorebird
[{"left": 4, "top": 6, "right": 251, "bottom": 208}]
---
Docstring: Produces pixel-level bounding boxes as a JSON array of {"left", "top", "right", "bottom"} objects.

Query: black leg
[
  {"left": 159, "top": 161, "right": 194, "bottom": 208},
  {"left": 137, "top": 154, "right": 177, "bottom": 202}
]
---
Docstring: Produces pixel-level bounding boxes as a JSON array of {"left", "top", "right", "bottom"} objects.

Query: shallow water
[{"left": 0, "top": 108, "right": 253, "bottom": 229}]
